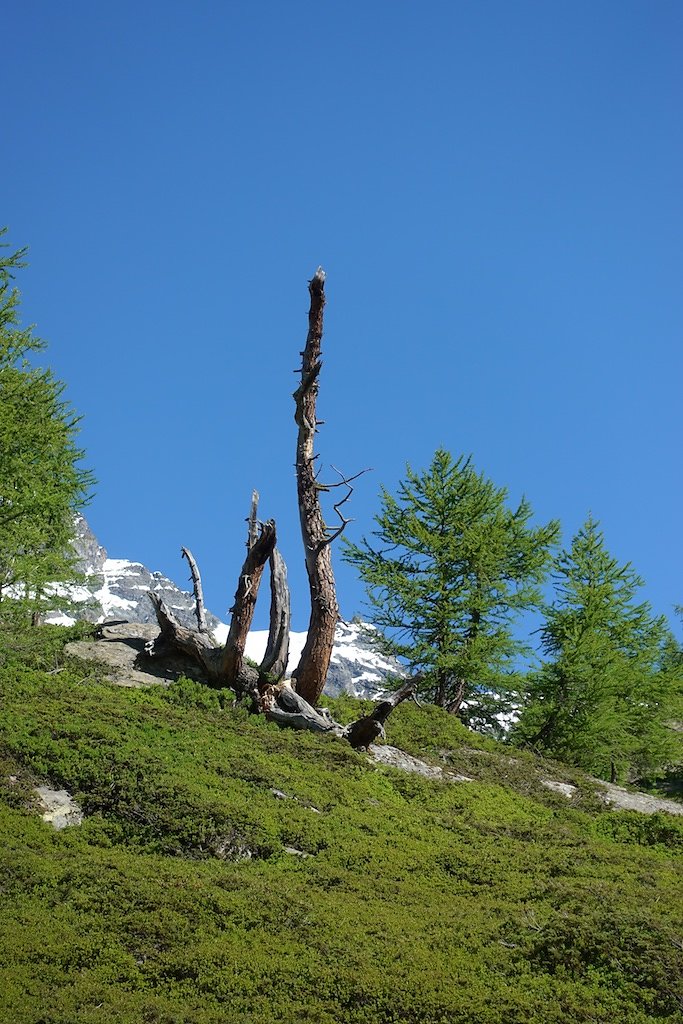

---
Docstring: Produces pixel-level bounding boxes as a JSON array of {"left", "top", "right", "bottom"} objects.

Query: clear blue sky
[{"left": 3, "top": 1, "right": 681, "bottom": 633}]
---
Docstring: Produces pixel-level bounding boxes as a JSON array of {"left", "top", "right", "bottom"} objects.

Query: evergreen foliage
[
  {"left": 343, "top": 449, "right": 560, "bottom": 728},
  {"left": 0, "top": 229, "right": 93, "bottom": 622},
  {"left": 514, "top": 517, "right": 682, "bottom": 783}
]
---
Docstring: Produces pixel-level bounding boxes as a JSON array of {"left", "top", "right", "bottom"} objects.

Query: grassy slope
[{"left": 0, "top": 625, "right": 682, "bottom": 1024}]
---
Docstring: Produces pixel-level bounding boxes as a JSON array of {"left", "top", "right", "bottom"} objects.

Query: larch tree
[
  {"left": 513, "top": 517, "right": 682, "bottom": 782},
  {"left": 342, "top": 448, "right": 560, "bottom": 729},
  {"left": 0, "top": 229, "right": 93, "bottom": 624}
]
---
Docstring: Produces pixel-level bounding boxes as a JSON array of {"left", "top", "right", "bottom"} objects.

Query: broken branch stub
[
  {"left": 221, "top": 504, "right": 277, "bottom": 681},
  {"left": 247, "top": 489, "right": 259, "bottom": 548},
  {"left": 344, "top": 677, "right": 422, "bottom": 749}
]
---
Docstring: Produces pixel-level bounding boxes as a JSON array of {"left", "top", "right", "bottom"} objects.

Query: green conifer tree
[
  {"left": 514, "top": 517, "right": 682, "bottom": 782},
  {"left": 0, "top": 229, "right": 93, "bottom": 623},
  {"left": 343, "top": 449, "right": 560, "bottom": 728}
]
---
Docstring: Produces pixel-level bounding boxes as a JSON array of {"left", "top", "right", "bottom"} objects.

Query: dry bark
[
  {"left": 221, "top": 495, "right": 276, "bottom": 681},
  {"left": 180, "top": 546, "right": 209, "bottom": 634},
  {"left": 292, "top": 267, "right": 340, "bottom": 704},
  {"left": 260, "top": 547, "right": 290, "bottom": 682}
]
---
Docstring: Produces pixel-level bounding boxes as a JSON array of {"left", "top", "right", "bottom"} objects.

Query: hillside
[{"left": 1, "top": 623, "right": 682, "bottom": 1024}]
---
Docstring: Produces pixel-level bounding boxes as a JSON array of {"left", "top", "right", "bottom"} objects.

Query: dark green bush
[{"left": 594, "top": 810, "right": 683, "bottom": 850}]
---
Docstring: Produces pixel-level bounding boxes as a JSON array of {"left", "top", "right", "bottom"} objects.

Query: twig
[
  {"left": 319, "top": 466, "right": 371, "bottom": 548},
  {"left": 328, "top": 465, "right": 373, "bottom": 487}
]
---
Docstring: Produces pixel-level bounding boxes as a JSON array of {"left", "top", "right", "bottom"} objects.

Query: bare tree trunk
[
  {"left": 292, "top": 267, "right": 340, "bottom": 704},
  {"left": 221, "top": 493, "right": 276, "bottom": 680},
  {"left": 149, "top": 492, "right": 282, "bottom": 697},
  {"left": 444, "top": 677, "right": 467, "bottom": 716},
  {"left": 260, "top": 547, "right": 290, "bottom": 681}
]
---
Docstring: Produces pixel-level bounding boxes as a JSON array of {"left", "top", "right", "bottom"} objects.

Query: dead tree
[
  {"left": 146, "top": 269, "right": 415, "bottom": 747},
  {"left": 291, "top": 267, "right": 340, "bottom": 704},
  {"left": 148, "top": 491, "right": 283, "bottom": 694}
]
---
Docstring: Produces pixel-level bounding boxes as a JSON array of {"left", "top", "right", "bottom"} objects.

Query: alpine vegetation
[
  {"left": 343, "top": 448, "right": 560, "bottom": 730},
  {"left": 0, "top": 229, "right": 93, "bottom": 625}
]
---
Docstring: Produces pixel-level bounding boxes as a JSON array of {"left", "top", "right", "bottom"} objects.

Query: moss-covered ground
[{"left": 1, "top": 624, "right": 681, "bottom": 1023}]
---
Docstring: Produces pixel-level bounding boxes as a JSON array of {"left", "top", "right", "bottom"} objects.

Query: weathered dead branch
[
  {"left": 148, "top": 591, "right": 224, "bottom": 679},
  {"left": 181, "top": 546, "right": 209, "bottom": 634},
  {"left": 317, "top": 465, "right": 371, "bottom": 547},
  {"left": 257, "top": 680, "right": 346, "bottom": 736},
  {"left": 344, "top": 676, "right": 423, "bottom": 749}
]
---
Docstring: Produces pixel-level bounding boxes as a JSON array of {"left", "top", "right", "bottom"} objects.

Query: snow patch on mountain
[
  {"left": 326, "top": 621, "right": 406, "bottom": 697},
  {"left": 93, "top": 562, "right": 141, "bottom": 616}
]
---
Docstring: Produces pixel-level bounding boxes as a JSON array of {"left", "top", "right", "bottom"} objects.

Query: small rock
[
  {"left": 34, "top": 786, "right": 83, "bottom": 829},
  {"left": 210, "top": 837, "right": 253, "bottom": 860},
  {"left": 368, "top": 745, "right": 473, "bottom": 783},
  {"left": 597, "top": 782, "right": 683, "bottom": 816},
  {"left": 270, "top": 788, "right": 321, "bottom": 812},
  {"left": 283, "top": 846, "right": 312, "bottom": 858},
  {"left": 540, "top": 779, "right": 578, "bottom": 798}
]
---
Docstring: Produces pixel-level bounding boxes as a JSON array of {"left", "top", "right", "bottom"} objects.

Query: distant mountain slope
[{"left": 46, "top": 516, "right": 402, "bottom": 698}]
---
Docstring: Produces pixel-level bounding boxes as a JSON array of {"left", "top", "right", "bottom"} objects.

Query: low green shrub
[
  {"left": 0, "top": 625, "right": 681, "bottom": 1023},
  {"left": 594, "top": 810, "right": 683, "bottom": 850}
]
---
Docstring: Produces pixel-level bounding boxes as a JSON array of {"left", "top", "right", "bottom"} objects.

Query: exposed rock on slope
[{"left": 34, "top": 786, "right": 84, "bottom": 830}]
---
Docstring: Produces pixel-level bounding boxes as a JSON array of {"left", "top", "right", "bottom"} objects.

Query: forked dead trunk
[{"left": 145, "top": 270, "right": 416, "bottom": 747}]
